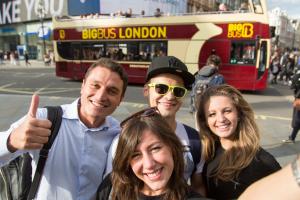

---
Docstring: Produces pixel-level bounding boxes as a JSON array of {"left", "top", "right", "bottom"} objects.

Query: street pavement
[
  {"left": 0, "top": 60, "right": 299, "bottom": 167},
  {"left": 0, "top": 59, "right": 54, "bottom": 69}
]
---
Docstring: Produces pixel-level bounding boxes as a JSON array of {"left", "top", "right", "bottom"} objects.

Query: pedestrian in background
[
  {"left": 0, "top": 58, "right": 128, "bottom": 199},
  {"left": 0, "top": 50, "right": 3, "bottom": 64},
  {"left": 218, "top": 3, "right": 228, "bottom": 11},
  {"left": 190, "top": 54, "right": 225, "bottom": 113},
  {"left": 269, "top": 51, "right": 281, "bottom": 84},
  {"left": 10, "top": 51, "right": 16, "bottom": 65},
  {"left": 24, "top": 51, "right": 31, "bottom": 66},
  {"left": 286, "top": 53, "right": 296, "bottom": 85},
  {"left": 154, "top": 8, "right": 162, "bottom": 17},
  {"left": 196, "top": 84, "right": 281, "bottom": 199},
  {"left": 44, "top": 53, "right": 51, "bottom": 66},
  {"left": 97, "top": 108, "right": 204, "bottom": 199},
  {"left": 283, "top": 69, "right": 300, "bottom": 143}
]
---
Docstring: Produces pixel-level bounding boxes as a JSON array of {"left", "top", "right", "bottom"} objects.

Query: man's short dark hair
[{"left": 85, "top": 58, "right": 128, "bottom": 96}]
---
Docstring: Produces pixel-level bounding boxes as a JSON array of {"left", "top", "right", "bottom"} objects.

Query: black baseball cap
[{"left": 145, "top": 56, "right": 195, "bottom": 89}]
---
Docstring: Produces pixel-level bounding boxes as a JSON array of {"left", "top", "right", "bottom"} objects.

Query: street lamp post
[
  {"left": 37, "top": 0, "right": 46, "bottom": 58},
  {"left": 292, "top": 20, "right": 297, "bottom": 51}
]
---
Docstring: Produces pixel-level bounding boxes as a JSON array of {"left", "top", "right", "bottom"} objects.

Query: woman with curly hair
[
  {"left": 196, "top": 84, "right": 281, "bottom": 199},
  {"left": 96, "top": 107, "right": 203, "bottom": 200}
]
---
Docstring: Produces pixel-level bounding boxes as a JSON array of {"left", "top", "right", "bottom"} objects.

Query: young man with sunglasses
[{"left": 143, "top": 56, "right": 205, "bottom": 195}]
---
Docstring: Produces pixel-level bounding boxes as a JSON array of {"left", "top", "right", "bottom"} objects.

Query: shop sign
[{"left": 38, "top": 25, "right": 50, "bottom": 39}]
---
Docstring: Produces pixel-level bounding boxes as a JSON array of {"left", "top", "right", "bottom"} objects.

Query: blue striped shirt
[{"left": 0, "top": 99, "right": 120, "bottom": 200}]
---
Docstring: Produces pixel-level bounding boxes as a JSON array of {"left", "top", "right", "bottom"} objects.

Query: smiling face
[
  {"left": 205, "top": 95, "right": 239, "bottom": 145},
  {"left": 130, "top": 129, "right": 174, "bottom": 196},
  {"left": 144, "top": 73, "right": 184, "bottom": 119},
  {"left": 79, "top": 66, "right": 124, "bottom": 128}
]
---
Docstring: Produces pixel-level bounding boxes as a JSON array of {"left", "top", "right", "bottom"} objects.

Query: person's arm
[{"left": 239, "top": 155, "right": 300, "bottom": 200}]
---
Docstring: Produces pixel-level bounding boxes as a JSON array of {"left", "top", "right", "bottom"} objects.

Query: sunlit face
[
  {"left": 79, "top": 67, "right": 124, "bottom": 128},
  {"left": 144, "top": 73, "right": 184, "bottom": 119},
  {"left": 205, "top": 96, "right": 239, "bottom": 142},
  {"left": 130, "top": 129, "right": 174, "bottom": 196}
]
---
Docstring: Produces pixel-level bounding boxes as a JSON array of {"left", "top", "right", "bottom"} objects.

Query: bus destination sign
[{"left": 54, "top": 24, "right": 198, "bottom": 41}]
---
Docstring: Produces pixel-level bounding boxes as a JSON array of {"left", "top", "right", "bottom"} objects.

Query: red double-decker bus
[{"left": 53, "top": 0, "right": 270, "bottom": 90}]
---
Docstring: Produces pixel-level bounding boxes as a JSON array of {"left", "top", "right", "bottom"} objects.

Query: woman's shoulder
[{"left": 255, "top": 148, "right": 281, "bottom": 170}]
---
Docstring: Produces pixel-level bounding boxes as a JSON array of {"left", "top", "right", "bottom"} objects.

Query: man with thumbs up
[{"left": 0, "top": 58, "right": 128, "bottom": 200}]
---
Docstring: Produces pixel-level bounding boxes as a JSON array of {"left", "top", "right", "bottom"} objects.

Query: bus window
[
  {"left": 230, "top": 41, "right": 256, "bottom": 65},
  {"left": 139, "top": 41, "right": 167, "bottom": 61},
  {"left": 81, "top": 43, "right": 104, "bottom": 60},
  {"left": 139, "top": 42, "right": 152, "bottom": 61},
  {"left": 104, "top": 41, "right": 167, "bottom": 62},
  {"left": 253, "top": 0, "right": 263, "bottom": 14},
  {"left": 57, "top": 42, "right": 82, "bottom": 60},
  {"left": 126, "top": 42, "right": 139, "bottom": 61},
  {"left": 105, "top": 43, "right": 128, "bottom": 61},
  {"left": 72, "top": 43, "right": 82, "bottom": 60},
  {"left": 257, "top": 40, "right": 267, "bottom": 79}
]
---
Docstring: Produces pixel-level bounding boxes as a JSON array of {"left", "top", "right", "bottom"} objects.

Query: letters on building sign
[
  {"left": 81, "top": 26, "right": 167, "bottom": 40},
  {"left": 0, "top": 0, "right": 65, "bottom": 25},
  {"left": 0, "top": 0, "right": 20, "bottom": 24},
  {"left": 227, "top": 23, "right": 254, "bottom": 38}
]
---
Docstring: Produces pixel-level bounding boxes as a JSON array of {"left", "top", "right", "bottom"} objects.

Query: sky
[{"left": 267, "top": 0, "right": 300, "bottom": 19}]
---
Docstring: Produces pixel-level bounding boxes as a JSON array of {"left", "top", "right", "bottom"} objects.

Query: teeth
[
  {"left": 146, "top": 168, "right": 161, "bottom": 178},
  {"left": 91, "top": 100, "right": 105, "bottom": 107},
  {"left": 218, "top": 125, "right": 228, "bottom": 129}
]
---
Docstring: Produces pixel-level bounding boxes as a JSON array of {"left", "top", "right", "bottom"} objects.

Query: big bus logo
[
  {"left": 59, "top": 30, "right": 66, "bottom": 40},
  {"left": 227, "top": 23, "right": 253, "bottom": 38}
]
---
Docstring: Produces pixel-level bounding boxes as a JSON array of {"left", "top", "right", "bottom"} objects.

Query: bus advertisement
[{"left": 53, "top": 0, "right": 271, "bottom": 91}]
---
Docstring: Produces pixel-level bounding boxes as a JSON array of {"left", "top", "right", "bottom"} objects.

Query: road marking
[
  {"left": 0, "top": 83, "right": 16, "bottom": 88},
  {"left": 14, "top": 72, "right": 45, "bottom": 78},
  {"left": 255, "top": 114, "right": 291, "bottom": 121},
  {"left": 0, "top": 87, "right": 80, "bottom": 95},
  {"left": 284, "top": 95, "right": 294, "bottom": 102},
  {"left": 0, "top": 88, "right": 33, "bottom": 94}
]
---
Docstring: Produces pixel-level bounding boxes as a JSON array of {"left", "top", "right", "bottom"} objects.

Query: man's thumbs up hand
[
  {"left": 28, "top": 93, "right": 39, "bottom": 118},
  {"left": 7, "top": 94, "right": 52, "bottom": 152}
]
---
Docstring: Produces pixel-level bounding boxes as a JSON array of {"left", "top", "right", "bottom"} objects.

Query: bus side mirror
[{"left": 270, "top": 26, "right": 276, "bottom": 38}]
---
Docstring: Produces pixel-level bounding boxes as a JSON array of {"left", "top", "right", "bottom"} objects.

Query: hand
[{"left": 7, "top": 94, "right": 52, "bottom": 152}]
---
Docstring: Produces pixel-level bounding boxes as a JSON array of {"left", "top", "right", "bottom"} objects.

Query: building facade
[
  {"left": 269, "top": 7, "right": 300, "bottom": 51},
  {"left": 0, "top": 0, "right": 68, "bottom": 59}
]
